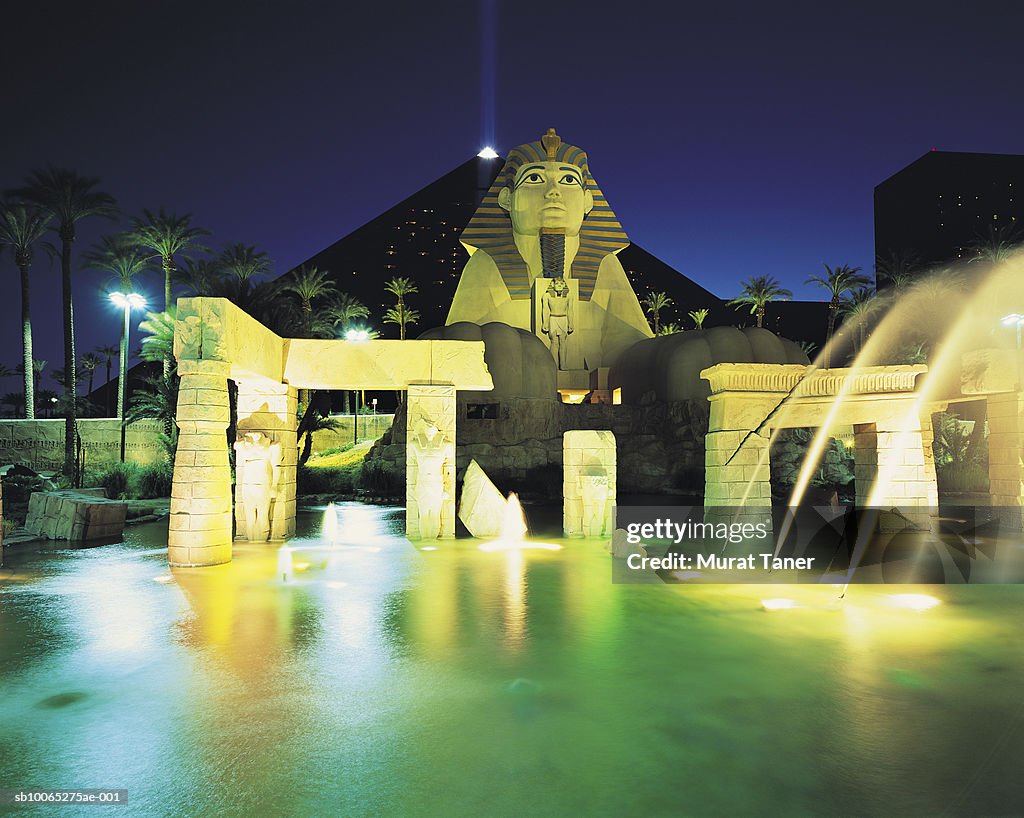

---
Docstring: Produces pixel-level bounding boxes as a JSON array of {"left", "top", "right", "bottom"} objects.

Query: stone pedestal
[
  {"left": 406, "top": 384, "right": 456, "bottom": 539},
  {"left": 235, "top": 382, "right": 298, "bottom": 540},
  {"left": 169, "top": 360, "right": 233, "bottom": 567},
  {"left": 563, "top": 430, "right": 616, "bottom": 537},
  {"left": 987, "top": 391, "right": 1024, "bottom": 528}
]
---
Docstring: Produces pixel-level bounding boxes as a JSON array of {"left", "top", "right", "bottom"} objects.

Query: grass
[{"left": 305, "top": 440, "right": 374, "bottom": 469}]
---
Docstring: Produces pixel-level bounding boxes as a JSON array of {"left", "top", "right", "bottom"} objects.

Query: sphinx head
[{"left": 497, "top": 129, "right": 594, "bottom": 238}]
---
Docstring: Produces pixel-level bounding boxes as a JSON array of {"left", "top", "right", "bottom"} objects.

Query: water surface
[{"left": 1, "top": 504, "right": 1022, "bottom": 816}]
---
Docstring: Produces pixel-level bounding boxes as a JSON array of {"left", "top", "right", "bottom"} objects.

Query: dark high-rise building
[{"left": 874, "top": 150, "right": 1024, "bottom": 274}]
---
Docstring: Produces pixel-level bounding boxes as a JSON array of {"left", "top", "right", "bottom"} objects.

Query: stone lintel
[
  {"left": 701, "top": 363, "right": 927, "bottom": 398},
  {"left": 284, "top": 339, "right": 492, "bottom": 391}
]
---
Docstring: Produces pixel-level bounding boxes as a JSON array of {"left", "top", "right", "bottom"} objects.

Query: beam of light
[
  {"left": 477, "top": 147, "right": 499, "bottom": 159},
  {"left": 479, "top": 0, "right": 497, "bottom": 148}
]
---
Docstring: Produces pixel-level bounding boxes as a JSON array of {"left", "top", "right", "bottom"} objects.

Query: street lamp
[
  {"left": 110, "top": 291, "right": 146, "bottom": 462},
  {"left": 344, "top": 328, "right": 371, "bottom": 443}
]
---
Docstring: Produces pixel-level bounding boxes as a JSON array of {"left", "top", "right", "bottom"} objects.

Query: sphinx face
[{"left": 498, "top": 161, "right": 594, "bottom": 237}]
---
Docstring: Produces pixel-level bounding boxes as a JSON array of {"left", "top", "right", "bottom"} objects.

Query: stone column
[
  {"left": 987, "top": 391, "right": 1024, "bottom": 528},
  {"left": 704, "top": 430, "right": 771, "bottom": 506},
  {"left": 563, "top": 430, "right": 616, "bottom": 538},
  {"left": 406, "top": 384, "right": 456, "bottom": 539},
  {"left": 703, "top": 430, "right": 772, "bottom": 532},
  {"left": 853, "top": 423, "right": 878, "bottom": 507},
  {"left": 236, "top": 381, "right": 299, "bottom": 540},
  {"left": 169, "top": 360, "right": 233, "bottom": 567}
]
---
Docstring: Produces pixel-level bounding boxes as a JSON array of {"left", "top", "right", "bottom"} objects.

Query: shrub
[
  {"left": 297, "top": 464, "right": 357, "bottom": 496},
  {"left": 137, "top": 461, "right": 174, "bottom": 499},
  {"left": 358, "top": 460, "right": 403, "bottom": 496},
  {"left": 94, "top": 462, "right": 139, "bottom": 500}
]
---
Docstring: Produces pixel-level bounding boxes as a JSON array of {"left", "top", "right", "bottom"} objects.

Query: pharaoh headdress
[{"left": 459, "top": 129, "right": 629, "bottom": 301}]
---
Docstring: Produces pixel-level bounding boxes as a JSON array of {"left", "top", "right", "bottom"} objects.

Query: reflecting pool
[{"left": 1, "top": 503, "right": 1022, "bottom": 816}]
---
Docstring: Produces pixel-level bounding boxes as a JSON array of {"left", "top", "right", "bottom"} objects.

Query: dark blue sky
[{"left": 3, "top": 0, "right": 1023, "bottom": 386}]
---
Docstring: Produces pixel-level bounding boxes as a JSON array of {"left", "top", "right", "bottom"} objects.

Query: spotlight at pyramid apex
[{"left": 477, "top": 146, "right": 499, "bottom": 159}]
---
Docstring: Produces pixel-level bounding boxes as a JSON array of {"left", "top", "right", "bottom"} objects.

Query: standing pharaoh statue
[
  {"left": 234, "top": 431, "right": 281, "bottom": 541},
  {"left": 448, "top": 128, "right": 652, "bottom": 371},
  {"left": 408, "top": 418, "right": 453, "bottom": 539},
  {"left": 541, "top": 277, "right": 574, "bottom": 369}
]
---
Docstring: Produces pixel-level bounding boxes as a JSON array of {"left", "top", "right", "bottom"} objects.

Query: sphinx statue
[{"left": 447, "top": 129, "right": 652, "bottom": 376}]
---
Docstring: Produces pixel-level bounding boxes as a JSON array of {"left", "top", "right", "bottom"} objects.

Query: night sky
[{"left": 3, "top": 0, "right": 1024, "bottom": 389}]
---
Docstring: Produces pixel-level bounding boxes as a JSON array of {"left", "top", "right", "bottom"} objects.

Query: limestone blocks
[
  {"left": 169, "top": 360, "right": 233, "bottom": 567},
  {"left": 25, "top": 489, "right": 127, "bottom": 541},
  {"left": 458, "top": 459, "right": 506, "bottom": 538},
  {"left": 564, "top": 430, "right": 615, "bottom": 537}
]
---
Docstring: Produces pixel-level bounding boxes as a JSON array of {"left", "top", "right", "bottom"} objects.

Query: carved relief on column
[
  {"left": 169, "top": 360, "right": 233, "bottom": 567},
  {"left": 406, "top": 384, "right": 456, "bottom": 539},
  {"left": 235, "top": 382, "right": 298, "bottom": 540},
  {"left": 563, "top": 430, "right": 615, "bottom": 537}
]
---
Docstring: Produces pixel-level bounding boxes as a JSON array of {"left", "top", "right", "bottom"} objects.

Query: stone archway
[
  {"left": 169, "top": 298, "right": 492, "bottom": 567},
  {"left": 700, "top": 364, "right": 938, "bottom": 514}
]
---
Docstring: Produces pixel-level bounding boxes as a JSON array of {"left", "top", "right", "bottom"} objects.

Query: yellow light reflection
[{"left": 887, "top": 593, "right": 942, "bottom": 611}]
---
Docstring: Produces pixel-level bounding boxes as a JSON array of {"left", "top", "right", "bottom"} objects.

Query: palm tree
[
  {"left": 806, "top": 264, "right": 870, "bottom": 366},
  {"left": 0, "top": 202, "right": 51, "bottom": 418},
  {"left": 657, "top": 322, "right": 683, "bottom": 336},
  {"left": 383, "top": 305, "right": 421, "bottom": 339},
  {"left": 80, "top": 353, "right": 102, "bottom": 397},
  {"left": 126, "top": 375, "right": 178, "bottom": 459},
  {"left": 969, "top": 222, "right": 1023, "bottom": 264},
  {"left": 8, "top": 168, "right": 117, "bottom": 479},
  {"left": 22, "top": 359, "right": 47, "bottom": 399},
  {"left": 131, "top": 209, "right": 208, "bottom": 377},
  {"left": 728, "top": 275, "right": 792, "bottom": 329},
  {"left": 688, "top": 308, "right": 710, "bottom": 330},
  {"left": 327, "top": 293, "right": 370, "bottom": 334},
  {"left": 641, "top": 291, "right": 672, "bottom": 335},
  {"left": 136, "top": 310, "right": 180, "bottom": 449},
  {"left": 1, "top": 393, "right": 23, "bottom": 417},
  {"left": 84, "top": 233, "right": 155, "bottom": 421},
  {"left": 282, "top": 264, "right": 337, "bottom": 337},
  {"left": 96, "top": 345, "right": 120, "bottom": 416},
  {"left": 175, "top": 257, "right": 225, "bottom": 297},
  {"left": 838, "top": 287, "right": 878, "bottom": 354},
  {"left": 382, "top": 276, "right": 418, "bottom": 340},
  {"left": 875, "top": 250, "right": 920, "bottom": 292},
  {"left": 218, "top": 243, "right": 270, "bottom": 283}
]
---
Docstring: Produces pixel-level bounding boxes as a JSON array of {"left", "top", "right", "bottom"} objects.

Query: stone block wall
[
  {"left": 366, "top": 396, "right": 709, "bottom": 499},
  {"left": 0, "top": 419, "right": 165, "bottom": 472},
  {"left": 25, "top": 489, "right": 127, "bottom": 541}
]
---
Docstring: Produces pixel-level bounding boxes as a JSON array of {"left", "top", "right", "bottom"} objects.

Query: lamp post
[
  {"left": 110, "top": 291, "right": 146, "bottom": 462},
  {"left": 345, "top": 328, "right": 370, "bottom": 445},
  {"left": 1002, "top": 313, "right": 1024, "bottom": 390}
]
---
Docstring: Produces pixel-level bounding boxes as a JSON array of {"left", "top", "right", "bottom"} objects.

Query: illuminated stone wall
[{"left": 0, "top": 419, "right": 165, "bottom": 472}]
